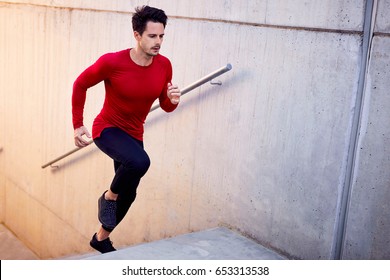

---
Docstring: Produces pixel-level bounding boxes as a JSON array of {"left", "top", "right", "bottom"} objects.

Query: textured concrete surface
[
  {"left": 67, "top": 227, "right": 286, "bottom": 260},
  {"left": 341, "top": 35, "right": 390, "bottom": 260}
]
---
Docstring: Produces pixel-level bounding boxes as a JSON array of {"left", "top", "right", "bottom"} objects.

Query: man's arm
[{"left": 71, "top": 54, "right": 111, "bottom": 147}]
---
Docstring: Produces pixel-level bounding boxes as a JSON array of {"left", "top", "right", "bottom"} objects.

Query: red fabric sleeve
[
  {"left": 72, "top": 55, "right": 112, "bottom": 129},
  {"left": 158, "top": 60, "right": 178, "bottom": 113}
]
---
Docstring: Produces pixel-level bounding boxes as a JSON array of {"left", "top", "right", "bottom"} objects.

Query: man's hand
[
  {"left": 74, "top": 126, "right": 92, "bottom": 148},
  {"left": 167, "top": 83, "right": 181, "bottom": 105}
]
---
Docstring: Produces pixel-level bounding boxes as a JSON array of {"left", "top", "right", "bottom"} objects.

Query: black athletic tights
[{"left": 94, "top": 127, "right": 150, "bottom": 232}]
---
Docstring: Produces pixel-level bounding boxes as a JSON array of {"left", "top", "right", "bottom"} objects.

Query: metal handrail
[{"left": 41, "top": 63, "right": 232, "bottom": 169}]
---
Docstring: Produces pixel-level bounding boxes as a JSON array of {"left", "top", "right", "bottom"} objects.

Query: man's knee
[
  {"left": 124, "top": 155, "right": 150, "bottom": 176},
  {"left": 137, "top": 156, "right": 151, "bottom": 176}
]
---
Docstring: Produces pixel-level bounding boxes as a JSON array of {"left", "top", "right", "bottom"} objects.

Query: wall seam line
[{"left": 0, "top": 1, "right": 363, "bottom": 35}]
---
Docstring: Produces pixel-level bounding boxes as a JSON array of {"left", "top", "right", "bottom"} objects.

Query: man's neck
[{"left": 130, "top": 47, "right": 153, "bottom": 66}]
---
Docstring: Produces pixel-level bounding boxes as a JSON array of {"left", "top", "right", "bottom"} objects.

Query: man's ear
[{"left": 134, "top": 31, "right": 141, "bottom": 41}]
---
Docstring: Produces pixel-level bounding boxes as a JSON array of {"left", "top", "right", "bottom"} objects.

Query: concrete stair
[
  {"left": 0, "top": 224, "right": 39, "bottom": 260},
  {"left": 70, "top": 227, "right": 286, "bottom": 260},
  {"left": 0, "top": 223, "right": 285, "bottom": 260}
]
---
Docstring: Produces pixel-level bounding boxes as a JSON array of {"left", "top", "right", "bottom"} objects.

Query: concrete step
[
  {"left": 72, "top": 227, "right": 286, "bottom": 260},
  {"left": 0, "top": 224, "right": 39, "bottom": 260}
]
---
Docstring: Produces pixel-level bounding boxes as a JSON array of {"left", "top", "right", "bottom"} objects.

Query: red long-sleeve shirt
[{"left": 72, "top": 49, "right": 178, "bottom": 141}]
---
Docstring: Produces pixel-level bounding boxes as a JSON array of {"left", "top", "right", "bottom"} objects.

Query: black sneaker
[
  {"left": 90, "top": 233, "right": 116, "bottom": 253},
  {"left": 98, "top": 190, "right": 117, "bottom": 230}
]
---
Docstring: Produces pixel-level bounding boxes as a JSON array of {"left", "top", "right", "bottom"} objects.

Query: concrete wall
[{"left": 0, "top": 0, "right": 389, "bottom": 259}]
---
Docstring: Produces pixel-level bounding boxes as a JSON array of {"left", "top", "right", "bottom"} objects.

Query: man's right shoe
[
  {"left": 90, "top": 233, "right": 116, "bottom": 254},
  {"left": 98, "top": 190, "right": 117, "bottom": 230}
]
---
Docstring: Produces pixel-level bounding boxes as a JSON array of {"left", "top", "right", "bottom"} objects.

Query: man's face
[{"left": 135, "top": 21, "right": 165, "bottom": 57}]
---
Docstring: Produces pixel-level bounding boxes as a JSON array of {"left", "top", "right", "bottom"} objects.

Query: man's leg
[{"left": 91, "top": 127, "right": 150, "bottom": 252}]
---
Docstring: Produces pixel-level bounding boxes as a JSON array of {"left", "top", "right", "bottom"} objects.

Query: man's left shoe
[{"left": 90, "top": 233, "right": 116, "bottom": 254}]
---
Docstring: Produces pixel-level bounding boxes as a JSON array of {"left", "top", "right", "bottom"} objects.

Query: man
[{"left": 72, "top": 5, "right": 181, "bottom": 253}]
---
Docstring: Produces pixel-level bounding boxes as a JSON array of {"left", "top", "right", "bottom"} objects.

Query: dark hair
[{"left": 132, "top": 6, "right": 168, "bottom": 35}]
